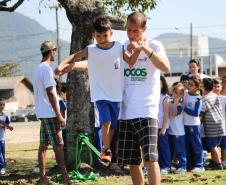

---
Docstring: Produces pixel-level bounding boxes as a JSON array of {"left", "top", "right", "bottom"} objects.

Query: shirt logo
[{"left": 124, "top": 68, "right": 147, "bottom": 82}]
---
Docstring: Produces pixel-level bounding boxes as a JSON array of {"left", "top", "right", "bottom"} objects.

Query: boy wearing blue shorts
[{"left": 55, "top": 17, "right": 137, "bottom": 162}]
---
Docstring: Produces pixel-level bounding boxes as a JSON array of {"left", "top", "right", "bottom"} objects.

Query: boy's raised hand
[
  {"left": 8, "top": 125, "right": 13, "bottom": 131},
  {"left": 54, "top": 64, "right": 71, "bottom": 76}
]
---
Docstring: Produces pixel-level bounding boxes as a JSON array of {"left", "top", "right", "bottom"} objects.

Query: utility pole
[
  {"left": 50, "top": 5, "right": 61, "bottom": 81},
  {"left": 190, "top": 22, "right": 193, "bottom": 60}
]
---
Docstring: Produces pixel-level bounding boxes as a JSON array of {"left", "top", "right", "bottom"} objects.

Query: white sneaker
[
  {"left": 32, "top": 165, "right": 40, "bottom": 173},
  {"left": 143, "top": 167, "right": 148, "bottom": 176},
  {"left": 161, "top": 168, "right": 170, "bottom": 174},
  {"left": 175, "top": 168, "right": 187, "bottom": 173},
  {"left": 191, "top": 167, "right": 205, "bottom": 173},
  {"left": 0, "top": 168, "right": 6, "bottom": 175}
]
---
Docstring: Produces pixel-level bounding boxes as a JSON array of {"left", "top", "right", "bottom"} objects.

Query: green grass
[{"left": 1, "top": 142, "right": 226, "bottom": 185}]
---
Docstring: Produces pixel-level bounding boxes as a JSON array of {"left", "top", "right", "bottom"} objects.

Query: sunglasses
[{"left": 0, "top": 103, "right": 5, "bottom": 106}]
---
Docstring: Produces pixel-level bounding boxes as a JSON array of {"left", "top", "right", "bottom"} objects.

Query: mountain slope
[{"left": 0, "top": 11, "right": 70, "bottom": 80}]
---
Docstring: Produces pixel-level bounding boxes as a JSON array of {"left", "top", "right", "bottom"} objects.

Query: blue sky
[{"left": 16, "top": 0, "right": 226, "bottom": 42}]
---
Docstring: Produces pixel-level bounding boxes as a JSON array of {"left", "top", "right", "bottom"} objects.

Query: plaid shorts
[
  {"left": 40, "top": 117, "right": 63, "bottom": 148},
  {"left": 117, "top": 118, "right": 158, "bottom": 165}
]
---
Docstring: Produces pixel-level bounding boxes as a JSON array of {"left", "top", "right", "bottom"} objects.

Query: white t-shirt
[
  {"left": 168, "top": 101, "right": 185, "bottom": 136},
  {"left": 183, "top": 92, "right": 201, "bottom": 126},
  {"left": 87, "top": 41, "right": 124, "bottom": 102},
  {"left": 33, "top": 62, "right": 59, "bottom": 118},
  {"left": 119, "top": 39, "right": 169, "bottom": 120},
  {"left": 0, "top": 112, "right": 10, "bottom": 141},
  {"left": 158, "top": 94, "right": 169, "bottom": 129}
]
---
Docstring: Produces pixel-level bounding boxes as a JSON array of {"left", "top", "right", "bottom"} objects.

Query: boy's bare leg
[
  {"left": 38, "top": 145, "right": 48, "bottom": 184},
  {"left": 145, "top": 161, "right": 161, "bottom": 185},
  {"left": 102, "top": 121, "right": 111, "bottom": 149},
  {"left": 109, "top": 128, "right": 115, "bottom": 145},
  {"left": 129, "top": 165, "right": 144, "bottom": 185},
  {"left": 54, "top": 145, "right": 70, "bottom": 184},
  {"left": 210, "top": 147, "right": 221, "bottom": 163}
]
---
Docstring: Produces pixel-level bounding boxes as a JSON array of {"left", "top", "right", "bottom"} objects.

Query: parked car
[
  {"left": 10, "top": 109, "right": 29, "bottom": 122},
  {"left": 26, "top": 109, "right": 39, "bottom": 121}
]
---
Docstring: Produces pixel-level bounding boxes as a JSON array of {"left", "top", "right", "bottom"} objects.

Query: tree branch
[
  {"left": 0, "top": 0, "right": 10, "bottom": 6},
  {"left": 0, "top": 0, "right": 25, "bottom": 12},
  {"left": 108, "top": 16, "right": 126, "bottom": 30}
]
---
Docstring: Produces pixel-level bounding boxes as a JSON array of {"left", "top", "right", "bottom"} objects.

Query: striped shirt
[{"left": 201, "top": 92, "right": 225, "bottom": 137}]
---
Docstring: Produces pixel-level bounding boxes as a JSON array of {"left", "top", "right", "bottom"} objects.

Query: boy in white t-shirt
[
  {"left": 0, "top": 98, "right": 13, "bottom": 175},
  {"left": 55, "top": 17, "right": 137, "bottom": 163}
]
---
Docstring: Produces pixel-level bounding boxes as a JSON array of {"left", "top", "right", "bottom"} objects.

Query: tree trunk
[{"left": 60, "top": 1, "right": 105, "bottom": 168}]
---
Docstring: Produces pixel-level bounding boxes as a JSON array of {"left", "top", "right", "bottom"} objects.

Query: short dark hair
[
  {"left": 55, "top": 78, "right": 61, "bottom": 92},
  {"left": 93, "top": 17, "right": 112, "bottom": 33},
  {"left": 160, "top": 76, "right": 169, "bottom": 95},
  {"left": 60, "top": 86, "right": 67, "bottom": 93},
  {"left": 180, "top": 74, "right": 189, "bottom": 82},
  {"left": 202, "top": 78, "right": 214, "bottom": 91},
  {"left": 127, "top": 11, "right": 147, "bottom": 28},
  {"left": 213, "top": 78, "right": 222, "bottom": 85}
]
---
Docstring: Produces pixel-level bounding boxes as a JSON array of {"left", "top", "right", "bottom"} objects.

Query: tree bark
[{"left": 59, "top": 1, "right": 106, "bottom": 168}]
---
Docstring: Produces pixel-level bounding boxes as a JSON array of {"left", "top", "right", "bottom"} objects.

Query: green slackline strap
[
  {"left": 52, "top": 132, "right": 101, "bottom": 183},
  {"left": 74, "top": 132, "right": 101, "bottom": 170},
  {"left": 52, "top": 171, "right": 99, "bottom": 182}
]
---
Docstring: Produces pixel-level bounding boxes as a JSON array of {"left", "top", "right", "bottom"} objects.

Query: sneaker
[
  {"left": 0, "top": 168, "right": 6, "bottom": 175},
  {"left": 222, "top": 161, "right": 226, "bottom": 170},
  {"left": 143, "top": 167, "right": 148, "bottom": 176},
  {"left": 175, "top": 168, "right": 187, "bottom": 173},
  {"left": 191, "top": 167, "right": 205, "bottom": 173},
  {"left": 205, "top": 160, "right": 223, "bottom": 170},
  {"left": 161, "top": 168, "right": 170, "bottom": 174},
  {"left": 101, "top": 148, "right": 112, "bottom": 162},
  {"left": 32, "top": 165, "right": 40, "bottom": 173}
]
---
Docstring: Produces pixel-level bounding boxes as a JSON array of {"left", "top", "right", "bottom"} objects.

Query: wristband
[{"left": 149, "top": 51, "right": 154, "bottom": 58}]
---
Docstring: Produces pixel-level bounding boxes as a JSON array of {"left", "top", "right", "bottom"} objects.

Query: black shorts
[{"left": 117, "top": 118, "right": 158, "bottom": 165}]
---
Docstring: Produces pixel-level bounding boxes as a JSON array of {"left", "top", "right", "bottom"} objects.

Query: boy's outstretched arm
[
  {"left": 141, "top": 45, "right": 170, "bottom": 73},
  {"left": 59, "top": 61, "right": 88, "bottom": 75},
  {"left": 55, "top": 48, "right": 88, "bottom": 75}
]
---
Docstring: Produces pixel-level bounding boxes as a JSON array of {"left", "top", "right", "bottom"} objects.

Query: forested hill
[{"left": 0, "top": 11, "right": 70, "bottom": 80}]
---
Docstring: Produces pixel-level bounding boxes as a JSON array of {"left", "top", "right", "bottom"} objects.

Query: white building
[{"left": 157, "top": 34, "right": 225, "bottom": 77}]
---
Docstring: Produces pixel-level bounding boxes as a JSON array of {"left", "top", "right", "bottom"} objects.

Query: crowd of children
[{"left": 158, "top": 75, "right": 226, "bottom": 174}]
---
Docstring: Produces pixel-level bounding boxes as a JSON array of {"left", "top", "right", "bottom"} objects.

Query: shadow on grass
[{"left": 0, "top": 158, "right": 56, "bottom": 184}]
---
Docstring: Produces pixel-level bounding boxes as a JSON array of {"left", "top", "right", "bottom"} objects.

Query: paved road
[{"left": 6, "top": 121, "right": 40, "bottom": 143}]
